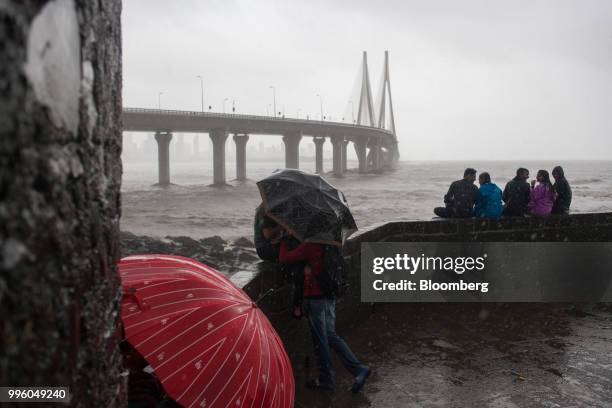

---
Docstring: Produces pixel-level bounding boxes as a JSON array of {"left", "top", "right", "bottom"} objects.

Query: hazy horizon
[{"left": 122, "top": 0, "right": 612, "bottom": 161}]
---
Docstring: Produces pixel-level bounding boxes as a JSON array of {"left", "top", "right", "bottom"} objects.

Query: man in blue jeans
[
  {"left": 303, "top": 297, "right": 370, "bottom": 392},
  {"left": 278, "top": 238, "right": 370, "bottom": 393}
]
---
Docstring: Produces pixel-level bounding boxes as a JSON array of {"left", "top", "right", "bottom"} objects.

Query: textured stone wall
[
  {"left": 0, "top": 0, "right": 124, "bottom": 406},
  {"left": 344, "top": 212, "right": 612, "bottom": 253}
]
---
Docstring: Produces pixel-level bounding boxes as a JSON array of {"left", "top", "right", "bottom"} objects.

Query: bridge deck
[{"left": 123, "top": 107, "right": 396, "bottom": 143}]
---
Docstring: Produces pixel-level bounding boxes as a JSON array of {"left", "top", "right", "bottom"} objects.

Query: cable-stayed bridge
[{"left": 123, "top": 51, "right": 398, "bottom": 186}]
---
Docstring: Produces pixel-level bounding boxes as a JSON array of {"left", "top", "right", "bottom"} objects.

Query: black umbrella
[{"left": 257, "top": 169, "right": 357, "bottom": 246}]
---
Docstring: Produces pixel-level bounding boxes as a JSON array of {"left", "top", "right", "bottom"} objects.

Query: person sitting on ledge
[
  {"left": 434, "top": 168, "right": 478, "bottom": 218},
  {"left": 528, "top": 170, "right": 555, "bottom": 216},
  {"left": 474, "top": 172, "right": 503, "bottom": 218},
  {"left": 552, "top": 165, "right": 572, "bottom": 215},
  {"left": 502, "top": 167, "right": 531, "bottom": 216}
]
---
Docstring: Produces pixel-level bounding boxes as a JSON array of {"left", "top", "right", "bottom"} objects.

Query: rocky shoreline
[{"left": 119, "top": 231, "right": 261, "bottom": 276}]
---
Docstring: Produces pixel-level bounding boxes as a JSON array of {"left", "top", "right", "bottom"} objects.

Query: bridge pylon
[
  {"left": 356, "top": 50, "right": 399, "bottom": 171},
  {"left": 377, "top": 51, "right": 396, "bottom": 137},
  {"left": 376, "top": 50, "right": 399, "bottom": 167},
  {"left": 356, "top": 51, "right": 376, "bottom": 127}
]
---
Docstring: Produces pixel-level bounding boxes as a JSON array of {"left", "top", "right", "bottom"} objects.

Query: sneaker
[
  {"left": 305, "top": 378, "right": 334, "bottom": 391},
  {"left": 351, "top": 365, "right": 370, "bottom": 393}
]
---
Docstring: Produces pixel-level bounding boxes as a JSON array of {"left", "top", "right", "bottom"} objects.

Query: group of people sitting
[{"left": 434, "top": 166, "right": 572, "bottom": 219}]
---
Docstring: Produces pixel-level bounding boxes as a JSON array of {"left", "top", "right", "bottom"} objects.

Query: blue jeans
[{"left": 303, "top": 297, "right": 363, "bottom": 385}]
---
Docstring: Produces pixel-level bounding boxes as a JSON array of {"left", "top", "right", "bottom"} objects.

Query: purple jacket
[{"left": 528, "top": 184, "right": 554, "bottom": 216}]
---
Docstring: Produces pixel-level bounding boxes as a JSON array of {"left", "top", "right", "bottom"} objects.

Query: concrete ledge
[{"left": 345, "top": 212, "right": 612, "bottom": 256}]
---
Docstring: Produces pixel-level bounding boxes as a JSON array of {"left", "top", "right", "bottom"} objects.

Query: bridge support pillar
[
  {"left": 354, "top": 140, "right": 367, "bottom": 173},
  {"left": 341, "top": 139, "right": 349, "bottom": 173},
  {"left": 313, "top": 137, "right": 325, "bottom": 174},
  {"left": 233, "top": 133, "right": 249, "bottom": 181},
  {"left": 369, "top": 138, "right": 382, "bottom": 172},
  {"left": 282, "top": 131, "right": 302, "bottom": 169},
  {"left": 154, "top": 131, "right": 173, "bottom": 186},
  {"left": 331, "top": 137, "right": 344, "bottom": 177},
  {"left": 210, "top": 129, "right": 229, "bottom": 185}
]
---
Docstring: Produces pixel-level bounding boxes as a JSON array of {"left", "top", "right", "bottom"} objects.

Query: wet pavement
[{"left": 293, "top": 303, "right": 612, "bottom": 407}]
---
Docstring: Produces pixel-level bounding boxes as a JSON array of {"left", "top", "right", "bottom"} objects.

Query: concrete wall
[
  {"left": 344, "top": 212, "right": 612, "bottom": 251},
  {"left": 246, "top": 213, "right": 612, "bottom": 366},
  {"left": 0, "top": 1, "right": 124, "bottom": 406}
]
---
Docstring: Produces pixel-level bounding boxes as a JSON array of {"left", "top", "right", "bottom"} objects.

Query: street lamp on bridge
[
  {"left": 158, "top": 92, "right": 164, "bottom": 109},
  {"left": 349, "top": 100, "right": 355, "bottom": 124},
  {"left": 223, "top": 98, "right": 229, "bottom": 113},
  {"left": 196, "top": 75, "right": 204, "bottom": 112},
  {"left": 297, "top": 108, "right": 302, "bottom": 119},
  {"left": 269, "top": 86, "right": 276, "bottom": 118},
  {"left": 316, "top": 94, "right": 324, "bottom": 121}
]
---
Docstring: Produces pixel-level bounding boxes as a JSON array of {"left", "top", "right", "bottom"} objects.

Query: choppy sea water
[{"left": 121, "top": 159, "right": 612, "bottom": 240}]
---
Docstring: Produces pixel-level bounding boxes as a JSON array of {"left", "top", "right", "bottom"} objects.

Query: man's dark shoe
[
  {"left": 351, "top": 365, "right": 370, "bottom": 393},
  {"left": 306, "top": 378, "right": 334, "bottom": 391}
]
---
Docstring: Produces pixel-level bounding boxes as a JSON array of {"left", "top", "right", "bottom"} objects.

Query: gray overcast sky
[{"left": 122, "top": 0, "right": 612, "bottom": 160}]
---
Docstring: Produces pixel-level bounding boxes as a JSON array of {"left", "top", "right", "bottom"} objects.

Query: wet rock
[
  {"left": 237, "top": 250, "right": 259, "bottom": 262},
  {"left": 168, "top": 235, "right": 204, "bottom": 249},
  {"left": 120, "top": 231, "right": 261, "bottom": 276},
  {"left": 200, "top": 235, "right": 226, "bottom": 247},
  {"left": 234, "top": 237, "right": 254, "bottom": 248}
]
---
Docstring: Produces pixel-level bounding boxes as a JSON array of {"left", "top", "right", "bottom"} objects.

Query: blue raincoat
[{"left": 474, "top": 183, "right": 503, "bottom": 218}]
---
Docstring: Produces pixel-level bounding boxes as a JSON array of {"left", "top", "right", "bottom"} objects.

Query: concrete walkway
[{"left": 294, "top": 303, "right": 612, "bottom": 407}]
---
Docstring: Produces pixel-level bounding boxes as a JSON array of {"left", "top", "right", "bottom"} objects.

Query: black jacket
[
  {"left": 443, "top": 179, "right": 478, "bottom": 217},
  {"left": 552, "top": 178, "right": 572, "bottom": 214},
  {"left": 254, "top": 204, "right": 280, "bottom": 261},
  {"left": 502, "top": 177, "right": 530, "bottom": 216}
]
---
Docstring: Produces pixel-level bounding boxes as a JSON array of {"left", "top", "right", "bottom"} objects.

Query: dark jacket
[
  {"left": 502, "top": 177, "right": 531, "bottom": 216},
  {"left": 254, "top": 204, "right": 279, "bottom": 261},
  {"left": 443, "top": 179, "right": 478, "bottom": 217},
  {"left": 552, "top": 167, "right": 572, "bottom": 214}
]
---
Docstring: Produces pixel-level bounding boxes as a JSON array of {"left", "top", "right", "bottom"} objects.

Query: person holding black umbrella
[
  {"left": 258, "top": 169, "right": 370, "bottom": 393},
  {"left": 254, "top": 204, "right": 283, "bottom": 261},
  {"left": 254, "top": 203, "right": 305, "bottom": 318},
  {"left": 278, "top": 230, "right": 370, "bottom": 393}
]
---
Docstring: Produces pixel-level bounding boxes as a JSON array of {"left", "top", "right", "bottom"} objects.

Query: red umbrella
[{"left": 119, "top": 254, "right": 294, "bottom": 408}]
